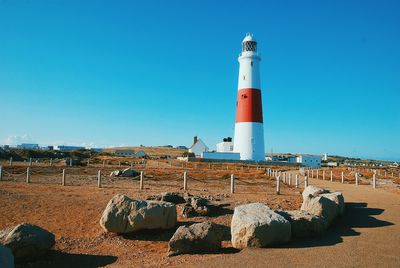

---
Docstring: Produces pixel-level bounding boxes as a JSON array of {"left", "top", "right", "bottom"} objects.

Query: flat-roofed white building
[
  {"left": 288, "top": 154, "right": 322, "bottom": 167},
  {"left": 216, "top": 137, "right": 234, "bottom": 153}
]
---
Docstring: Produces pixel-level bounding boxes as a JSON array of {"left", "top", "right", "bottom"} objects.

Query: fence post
[
  {"left": 69, "top": 158, "right": 72, "bottom": 167},
  {"left": 0, "top": 166, "right": 2, "bottom": 181},
  {"left": 323, "top": 170, "right": 326, "bottom": 180},
  {"left": 119, "top": 161, "right": 121, "bottom": 167},
  {"left": 330, "top": 170, "right": 333, "bottom": 182},
  {"left": 288, "top": 173, "right": 292, "bottom": 186},
  {"left": 355, "top": 173, "right": 359, "bottom": 185},
  {"left": 317, "top": 169, "right": 319, "bottom": 179},
  {"left": 307, "top": 169, "right": 310, "bottom": 178},
  {"left": 311, "top": 169, "right": 314, "bottom": 178},
  {"left": 295, "top": 174, "right": 299, "bottom": 188},
  {"left": 341, "top": 172, "right": 344, "bottom": 184},
  {"left": 230, "top": 174, "right": 235, "bottom": 194},
  {"left": 9, "top": 157, "right": 13, "bottom": 167},
  {"left": 26, "top": 167, "right": 31, "bottom": 183},
  {"left": 29, "top": 158, "right": 32, "bottom": 166},
  {"left": 372, "top": 174, "right": 376, "bottom": 189},
  {"left": 183, "top": 171, "right": 187, "bottom": 191},
  {"left": 276, "top": 176, "right": 280, "bottom": 195},
  {"left": 87, "top": 159, "right": 90, "bottom": 167},
  {"left": 97, "top": 170, "right": 102, "bottom": 188},
  {"left": 304, "top": 176, "right": 308, "bottom": 188},
  {"left": 62, "top": 169, "right": 66, "bottom": 186},
  {"left": 140, "top": 171, "right": 144, "bottom": 190},
  {"left": 283, "top": 173, "right": 286, "bottom": 183},
  {"left": 50, "top": 158, "right": 53, "bottom": 166}
]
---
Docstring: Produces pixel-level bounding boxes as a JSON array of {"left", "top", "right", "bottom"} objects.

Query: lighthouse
[{"left": 233, "top": 33, "right": 265, "bottom": 161}]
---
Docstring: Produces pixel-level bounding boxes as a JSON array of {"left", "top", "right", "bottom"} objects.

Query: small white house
[{"left": 188, "top": 136, "right": 209, "bottom": 157}]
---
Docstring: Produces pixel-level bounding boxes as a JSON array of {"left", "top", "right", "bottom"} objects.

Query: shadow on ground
[
  {"left": 17, "top": 251, "right": 117, "bottom": 268},
  {"left": 277, "top": 202, "right": 394, "bottom": 248}
]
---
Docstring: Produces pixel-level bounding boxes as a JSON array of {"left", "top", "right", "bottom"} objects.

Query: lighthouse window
[{"left": 251, "top": 61, "right": 253, "bottom": 67}]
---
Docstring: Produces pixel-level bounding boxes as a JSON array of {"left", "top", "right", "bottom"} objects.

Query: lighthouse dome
[
  {"left": 242, "top": 33, "right": 256, "bottom": 43},
  {"left": 242, "top": 33, "right": 257, "bottom": 52}
]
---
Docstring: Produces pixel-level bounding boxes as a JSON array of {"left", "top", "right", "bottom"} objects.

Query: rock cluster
[{"left": 100, "top": 194, "right": 177, "bottom": 233}]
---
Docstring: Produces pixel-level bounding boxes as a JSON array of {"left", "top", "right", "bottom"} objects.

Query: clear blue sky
[{"left": 0, "top": 0, "right": 399, "bottom": 161}]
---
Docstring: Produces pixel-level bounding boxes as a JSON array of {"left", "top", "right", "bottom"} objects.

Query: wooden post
[
  {"left": 304, "top": 176, "right": 308, "bottom": 188},
  {"left": 283, "top": 173, "right": 286, "bottom": 183},
  {"left": 119, "top": 161, "right": 121, "bottom": 167},
  {"left": 288, "top": 173, "right": 292, "bottom": 186},
  {"left": 97, "top": 170, "right": 102, "bottom": 188},
  {"left": 0, "top": 166, "right": 3, "bottom": 181},
  {"left": 330, "top": 170, "right": 333, "bottom": 182},
  {"left": 26, "top": 167, "right": 31, "bottom": 183},
  {"left": 317, "top": 169, "right": 319, "bottom": 179},
  {"left": 29, "top": 158, "right": 32, "bottom": 166},
  {"left": 323, "top": 170, "right": 326, "bottom": 180},
  {"left": 62, "top": 169, "right": 66, "bottom": 186},
  {"left": 311, "top": 169, "right": 314, "bottom": 178},
  {"left": 50, "top": 158, "right": 53, "bottom": 166},
  {"left": 87, "top": 159, "right": 90, "bottom": 167},
  {"left": 372, "top": 174, "right": 376, "bottom": 189},
  {"left": 230, "top": 174, "right": 235, "bottom": 194},
  {"left": 130, "top": 162, "right": 133, "bottom": 169},
  {"left": 183, "top": 171, "right": 187, "bottom": 190},
  {"left": 295, "top": 174, "right": 299, "bottom": 188},
  {"left": 341, "top": 172, "right": 344, "bottom": 184},
  {"left": 69, "top": 158, "right": 72, "bottom": 167},
  {"left": 140, "top": 171, "right": 144, "bottom": 190},
  {"left": 307, "top": 169, "right": 310, "bottom": 178},
  {"left": 276, "top": 176, "right": 280, "bottom": 195},
  {"left": 9, "top": 157, "right": 12, "bottom": 167},
  {"left": 355, "top": 173, "right": 359, "bottom": 185}
]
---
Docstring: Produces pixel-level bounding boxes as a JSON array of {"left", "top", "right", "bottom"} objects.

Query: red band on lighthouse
[{"left": 235, "top": 88, "right": 263, "bottom": 123}]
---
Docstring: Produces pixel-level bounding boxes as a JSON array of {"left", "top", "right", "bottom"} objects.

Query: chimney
[{"left": 193, "top": 136, "right": 198, "bottom": 144}]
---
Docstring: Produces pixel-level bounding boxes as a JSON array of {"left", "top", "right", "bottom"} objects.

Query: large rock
[
  {"left": 276, "top": 210, "right": 328, "bottom": 238},
  {"left": 0, "top": 245, "right": 14, "bottom": 268},
  {"left": 99, "top": 194, "right": 177, "bottom": 233},
  {"left": 231, "top": 203, "right": 291, "bottom": 249},
  {"left": 0, "top": 223, "right": 55, "bottom": 261},
  {"left": 121, "top": 168, "right": 140, "bottom": 177},
  {"left": 168, "top": 221, "right": 223, "bottom": 256},
  {"left": 161, "top": 192, "right": 186, "bottom": 204},
  {"left": 301, "top": 195, "right": 338, "bottom": 223}
]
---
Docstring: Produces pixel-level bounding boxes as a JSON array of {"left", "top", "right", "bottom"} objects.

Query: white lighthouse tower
[{"left": 233, "top": 33, "right": 265, "bottom": 161}]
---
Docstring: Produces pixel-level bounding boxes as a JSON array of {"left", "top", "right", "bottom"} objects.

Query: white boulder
[
  {"left": 231, "top": 203, "right": 291, "bottom": 249},
  {"left": 99, "top": 194, "right": 177, "bottom": 233}
]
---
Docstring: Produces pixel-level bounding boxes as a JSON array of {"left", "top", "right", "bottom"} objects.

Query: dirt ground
[{"left": 0, "top": 162, "right": 399, "bottom": 267}]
